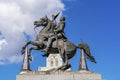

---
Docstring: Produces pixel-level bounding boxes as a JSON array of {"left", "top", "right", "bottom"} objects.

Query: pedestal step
[{"left": 17, "top": 70, "right": 102, "bottom": 80}]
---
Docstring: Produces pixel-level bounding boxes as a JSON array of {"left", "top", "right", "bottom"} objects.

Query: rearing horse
[{"left": 21, "top": 16, "right": 96, "bottom": 71}]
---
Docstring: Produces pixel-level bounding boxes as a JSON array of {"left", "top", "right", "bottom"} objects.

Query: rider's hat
[{"left": 60, "top": 16, "right": 65, "bottom": 21}]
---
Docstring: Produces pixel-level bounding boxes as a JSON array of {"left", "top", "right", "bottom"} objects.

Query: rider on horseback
[
  {"left": 44, "top": 15, "right": 67, "bottom": 55},
  {"left": 54, "top": 16, "right": 67, "bottom": 41}
]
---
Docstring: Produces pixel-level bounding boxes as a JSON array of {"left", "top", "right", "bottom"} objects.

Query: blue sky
[{"left": 0, "top": 0, "right": 120, "bottom": 80}]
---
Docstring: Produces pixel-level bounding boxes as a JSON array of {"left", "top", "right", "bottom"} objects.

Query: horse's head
[{"left": 34, "top": 16, "right": 48, "bottom": 27}]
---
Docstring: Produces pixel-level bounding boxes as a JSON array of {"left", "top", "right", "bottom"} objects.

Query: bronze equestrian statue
[{"left": 21, "top": 14, "right": 96, "bottom": 71}]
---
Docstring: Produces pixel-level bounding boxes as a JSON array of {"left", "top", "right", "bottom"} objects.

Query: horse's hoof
[
  {"left": 22, "top": 46, "right": 26, "bottom": 49},
  {"left": 67, "top": 64, "right": 71, "bottom": 68},
  {"left": 21, "top": 50, "right": 25, "bottom": 54},
  {"left": 29, "top": 56, "right": 32, "bottom": 61}
]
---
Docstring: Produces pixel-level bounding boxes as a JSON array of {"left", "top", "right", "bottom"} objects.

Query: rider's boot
[
  {"left": 44, "top": 46, "right": 50, "bottom": 53},
  {"left": 43, "top": 37, "right": 52, "bottom": 53},
  {"left": 42, "top": 45, "right": 50, "bottom": 57}
]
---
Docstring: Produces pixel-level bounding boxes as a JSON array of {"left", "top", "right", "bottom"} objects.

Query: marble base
[{"left": 16, "top": 70, "right": 102, "bottom": 80}]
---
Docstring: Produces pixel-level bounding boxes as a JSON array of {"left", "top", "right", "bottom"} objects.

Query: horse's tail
[{"left": 77, "top": 42, "right": 96, "bottom": 63}]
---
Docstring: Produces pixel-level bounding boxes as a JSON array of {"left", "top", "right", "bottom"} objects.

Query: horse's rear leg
[
  {"left": 58, "top": 49, "right": 71, "bottom": 71},
  {"left": 28, "top": 46, "right": 39, "bottom": 61},
  {"left": 62, "top": 51, "right": 71, "bottom": 70}
]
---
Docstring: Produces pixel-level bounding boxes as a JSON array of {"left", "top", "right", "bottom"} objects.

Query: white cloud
[
  {"left": 0, "top": 39, "right": 7, "bottom": 50},
  {"left": 0, "top": 0, "right": 65, "bottom": 64}
]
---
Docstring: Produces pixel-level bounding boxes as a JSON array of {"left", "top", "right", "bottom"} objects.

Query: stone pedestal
[
  {"left": 38, "top": 54, "right": 63, "bottom": 71},
  {"left": 38, "top": 54, "right": 71, "bottom": 71},
  {"left": 16, "top": 70, "right": 102, "bottom": 80}
]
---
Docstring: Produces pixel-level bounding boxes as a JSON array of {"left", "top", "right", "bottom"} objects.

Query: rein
[{"left": 34, "top": 26, "right": 40, "bottom": 36}]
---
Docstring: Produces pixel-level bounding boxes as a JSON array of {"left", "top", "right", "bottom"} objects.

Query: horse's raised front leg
[
  {"left": 28, "top": 46, "right": 40, "bottom": 61},
  {"left": 21, "top": 41, "right": 40, "bottom": 54}
]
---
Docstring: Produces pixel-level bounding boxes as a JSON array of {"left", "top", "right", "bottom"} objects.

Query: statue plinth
[
  {"left": 17, "top": 48, "right": 102, "bottom": 80},
  {"left": 16, "top": 70, "right": 102, "bottom": 80},
  {"left": 38, "top": 54, "right": 71, "bottom": 71},
  {"left": 38, "top": 54, "right": 63, "bottom": 71}
]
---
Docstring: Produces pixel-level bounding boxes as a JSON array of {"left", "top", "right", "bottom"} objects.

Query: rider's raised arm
[{"left": 54, "top": 16, "right": 65, "bottom": 33}]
